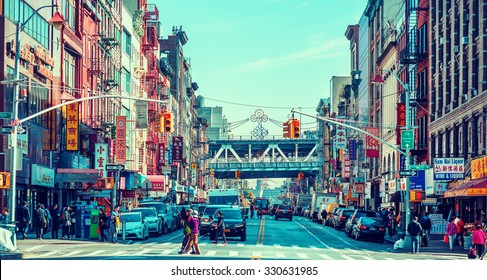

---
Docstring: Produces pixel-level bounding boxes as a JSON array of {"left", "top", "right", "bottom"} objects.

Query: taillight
[
  {"left": 378, "top": 227, "right": 385, "bottom": 231},
  {"left": 288, "top": 209, "right": 292, "bottom": 213},
  {"left": 352, "top": 217, "right": 355, "bottom": 223},
  {"left": 203, "top": 218, "right": 209, "bottom": 222},
  {"left": 359, "top": 225, "right": 367, "bottom": 230}
]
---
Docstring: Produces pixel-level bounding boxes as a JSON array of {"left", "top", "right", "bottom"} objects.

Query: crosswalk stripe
[
  {"left": 109, "top": 250, "right": 127, "bottom": 256},
  {"left": 160, "top": 242, "right": 172, "bottom": 246},
  {"left": 319, "top": 254, "right": 333, "bottom": 260},
  {"left": 135, "top": 249, "right": 153, "bottom": 256},
  {"left": 256, "top": 244, "right": 264, "bottom": 248},
  {"left": 237, "top": 243, "right": 244, "bottom": 247},
  {"left": 275, "top": 252, "right": 286, "bottom": 258},
  {"left": 84, "top": 250, "right": 106, "bottom": 256},
  {"left": 37, "top": 251, "right": 59, "bottom": 257},
  {"left": 360, "top": 255, "right": 374, "bottom": 260},
  {"left": 24, "top": 245, "right": 46, "bottom": 252},
  {"left": 384, "top": 258, "right": 395, "bottom": 260},
  {"left": 229, "top": 251, "right": 239, "bottom": 257},
  {"left": 160, "top": 249, "right": 175, "bottom": 255},
  {"left": 309, "top": 246, "right": 320, "bottom": 251},
  {"left": 199, "top": 243, "right": 208, "bottom": 247},
  {"left": 132, "top": 242, "right": 142, "bottom": 245},
  {"left": 273, "top": 244, "right": 282, "bottom": 248},
  {"left": 145, "top": 242, "right": 156, "bottom": 246},
  {"left": 205, "top": 250, "right": 217, "bottom": 256},
  {"left": 296, "top": 253, "right": 309, "bottom": 259},
  {"left": 340, "top": 255, "right": 355, "bottom": 260},
  {"left": 61, "top": 250, "right": 83, "bottom": 257}
]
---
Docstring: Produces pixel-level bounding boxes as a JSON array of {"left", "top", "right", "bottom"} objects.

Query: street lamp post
[
  {"left": 7, "top": 4, "right": 64, "bottom": 227},
  {"left": 371, "top": 70, "right": 411, "bottom": 234}
]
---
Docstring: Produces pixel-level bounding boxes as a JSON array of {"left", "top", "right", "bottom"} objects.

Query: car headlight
[{"left": 236, "top": 224, "right": 244, "bottom": 228}]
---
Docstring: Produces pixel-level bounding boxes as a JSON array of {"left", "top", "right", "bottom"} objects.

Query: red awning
[
  {"left": 146, "top": 175, "right": 165, "bottom": 191},
  {"left": 444, "top": 178, "right": 487, "bottom": 198}
]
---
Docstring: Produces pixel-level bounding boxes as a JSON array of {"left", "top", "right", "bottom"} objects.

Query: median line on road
[{"left": 256, "top": 216, "right": 266, "bottom": 246}]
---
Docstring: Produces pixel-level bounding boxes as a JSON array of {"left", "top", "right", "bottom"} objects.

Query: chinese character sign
[
  {"left": 95, "top": 144, "right": 108, "bottom": 178},
  {"left": 348, "top": 139, "right": 356, "bottom": 160},
  {"left": 363, "top": 127, "right": 379, "bottom": 158},
  {"left": 397, "top": 103, "right": 406, "bottom": 127},
  {"left": 335, "top": 118, "right": 347, "bottom": 149},
  {"left": 471, "top": 156, "right": 486, "bottom": 179},
  {"left": 342, "top": 153, "right": 350, "bottom": 179},
  {"left": 433, "top": 158, "right": 465, "bottom": 180},
  {"left": 172, "top": 136, "right": 183, "bottom": 162},
  {"left": 66, "top": 103, "right": 79, "bottom": 151},
  {"left": 115, "top": 116, "right": 126, "bottom": 164},
  {"left": 135, "top": 101, "right": 148, "bottom": 129},
  {"left": 157, "top": 143, "right": 166, "bottom": 170}
]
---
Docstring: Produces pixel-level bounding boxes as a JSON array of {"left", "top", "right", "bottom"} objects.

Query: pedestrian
[
  {"left": 62, "top": 205, "right": 72, "bottom": 240},
  {"left": 386, "top": 210, "right": 395, "bottom": 238},
  {"left": 446, "top": 217, "right": 457, "bottom": 250},
  {"left": 419, "top": 212, "right": 432, "bottom": 247},
  {"left": 18, "top": 201, "right": 30, "bottom": 240},
  {"left": 44, "top": 205, "right": 51, "bottom": 236},
  {"left": 407, "top": 216, "right": 423, "bottom": 255},
  {"left": 454, "top": 216, "right": 465, "bottom": 246},
  {"left": 51, "top": 204, "right": 60, "bottom": 239},
  {"left": 179, "top": 209, "right": 201, "bottom": 255},
  {"left": 250, "top": 204, "right": 254, "bottom": 219},
  {"left": 471, "top": 224, "right": 486, "bottom": 259},
  {"left": 110, "top": 205, "right": 121, "bottom": 243},
  {"left": 99, "top": 208, "right": 109, "bottom": 242},
  {"left": 35, "top": 204, "right": 48, "bottom": 240},
  {"left": 213, "top": 210, "right": 227, "bottom": 245},
  {"left": 69, "top": 206, "right": 76, "bottom": 239},
  {"left": 0, "top": 207, "right": 8, "bottom": 224}
]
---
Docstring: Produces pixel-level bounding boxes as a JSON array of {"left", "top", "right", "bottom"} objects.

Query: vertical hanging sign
[
  {"left": 135, "top": 101, "right": 148, "bottom": 129},
  {"left": 348, "top": 139, "right": 356, "bottom": 160},
  {"left": 66, "top": 103, "right": 79, "bottom": 151},
  {"left": 363, "top": 127, "right": 379, "bottom": 158},
  {"left": 335, "top": 117, "right": 347, "bottom": 149},
  {"left": 172, "top": 136, "right": 183, "bottom": 162},
  {"left": 95, "top": 144, "right": 108, "bottom": 178},
  {"left": 191, "top": 163, "right": 197, "bottom": 186},
  {"left": 115, "top": 116, "right": 126, "bottom": 164}
]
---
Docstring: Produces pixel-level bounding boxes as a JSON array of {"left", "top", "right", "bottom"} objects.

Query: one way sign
[{"left": 399, "top": 170, "right": 417, "bottom": 177}]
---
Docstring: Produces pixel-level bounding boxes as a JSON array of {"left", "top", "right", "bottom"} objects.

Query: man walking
[
  {"left": 35, "top": 204, "right": 47, "bottom": 240},
  {"left": 18, "top": 201, "right": 30, "bottom": 240},
  {"left": 213, "top": 211, "right": 227, "bottom": 245},
  {"left": 407, "top": 216, "right": 423, "bottom": 255},
  {"left": 179, "top": 209, "right": 201, "bottom": 255},
  {"left": 51, "top": 204, "right": 60, "bottom": 239},
  {"left": 110, "top": 205, "right": 121, "bottom": 243},
  {"left": 419, "top": 212, "right": 432, "bottom": 247}
]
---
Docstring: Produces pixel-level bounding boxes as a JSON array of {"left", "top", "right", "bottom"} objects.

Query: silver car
[
  {"left": 131, "top": 207, "right": 162, "bottom": 236},
  {"left": 118, "top": 212, "right": 149, "bottom": 240}
]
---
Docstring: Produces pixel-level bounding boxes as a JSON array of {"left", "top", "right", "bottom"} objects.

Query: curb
[{"left": 0, "top": 252, "right": 23, "bottom": 260}]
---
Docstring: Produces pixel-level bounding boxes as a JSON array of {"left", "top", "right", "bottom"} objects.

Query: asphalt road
[{"left": 15, "top": 216, "right": 467, "bottom": 260}]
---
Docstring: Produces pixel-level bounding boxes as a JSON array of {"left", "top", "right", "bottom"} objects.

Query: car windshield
[
  {"left": 219, "top": 210, "right": 242, "bottom": 220},
  {"left": 255, "top": 199, "right": 269, "bottom": 209},
  {"left": 361, "top": 217, "right": 384, "bottom": 226},
  {"left": 203, "top": 206, "right": 221, "bottom": 217},
  {"left": 139, "top": 203, "right": 165, "bottom": 214},
  {"left": 342, "top": 210, "right": 354, "bottom": 217},
  {"left": 355, "top": 211, "right": 376, "bottom": 218},
  {"left": 198, "top": 205, "right": 207, "bottom": 214},
  {"left": 121, "top": 214, "right": 141, "bottom": 223},
  {"left": 278, "top": 206, "right": 290, "bottom": 210},
  {"left": 131, "top": 208, "right": 156, "bottom": 217}
]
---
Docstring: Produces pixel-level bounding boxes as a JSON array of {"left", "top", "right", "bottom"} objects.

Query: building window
[
  {"left": 64, "top": 51, "right": 77, "bottom": 90},
  {"left": 64, "top": 0, "right": 76, "bottom": 29},
  {"left": 123, "top": 29, "right": 131, "bottom": 55},
  {"left": 30, "top": 81, "right": 49, "bottom": 126},
  {"left": 122, "top": 68, "right": 130, "bottom": 93}
]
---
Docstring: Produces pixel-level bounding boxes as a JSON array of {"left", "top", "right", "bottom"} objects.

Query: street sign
[
  {"left": 1, "top": 125, "right": 26, "bottom": 135},
  {"left": 410, "top": 165, "right": 430, "bottom": 170},
  {"left": 0, "top": 112, "right": 12, "bottom": 119},
  {"left": 399, "top": 170, "right": 417, "bottom": 177},
  {"left": 106, "top": 164, "right": 125, "bottom": 171},
  {"left": 401, "top": 130, "right": 414, "bottom": 150}
]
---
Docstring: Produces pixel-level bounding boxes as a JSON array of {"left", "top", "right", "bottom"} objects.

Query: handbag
[{"left": 443, "top": 234, "right": 449, "bottom": 243}]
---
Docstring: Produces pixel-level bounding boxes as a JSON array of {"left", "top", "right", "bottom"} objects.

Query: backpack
[{"left": 467, "top": 247, "right": 477, "bottom": 259}]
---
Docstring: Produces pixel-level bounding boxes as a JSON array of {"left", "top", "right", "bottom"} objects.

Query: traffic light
[
  {"left": 20, "top": 88, "right": 28, "bottom": 100},
  {"left": 291, "top": 118, "right": 300, "bottom": 138},
  {"left": 110, "top": 125, "right": 116, "bottom": 139},
  {"left": 154, "top": 113, "right": 163, "bottom": 132},
  {"left": 235, "top": 170, "right": 241, "bottom": 178},
  {"left": 163, "top": 112, "right": 173, "bottom": 133},
  {"left": 0, "top": 172, "right": 11, "bottom": 189},
  {"left": 283, "top": 120, "right": 291, "bottom": 138},
  {"left": 97, "top": 178, "right": 107, "bottom": 189}
]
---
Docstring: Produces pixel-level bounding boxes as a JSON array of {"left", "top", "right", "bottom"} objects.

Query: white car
[
  {"left": 118, "top": 212, "right": 149, "bottom": 240},
  {"left": 131, "top": 207, "right": 163, "bottom": 236}
]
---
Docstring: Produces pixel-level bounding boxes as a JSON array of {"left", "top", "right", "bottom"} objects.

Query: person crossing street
[{"left": 213, "top": 210, "right": 227, "bottom": 245}]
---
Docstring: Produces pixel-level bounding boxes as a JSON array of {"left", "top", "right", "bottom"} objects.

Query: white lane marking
[
  {"left": 24, "top": 245, "right": 47, "bottom": 252},
  {"left": 37, "top": 251, "right": 59, "bottom": 257},
  {"left": 384, "top": 258, "right": 395, "bottom": 260},
  {"left": 296, "top": 253, "right": 309, "bottom": 259},
  {"left": 205, "top": 250, "right": 217, "bottom": 256},
  {"left": 229, "top": 251, "right": 239, "bottom": 257},
  {"left": 237, "top": 243, "right": 245, "bottom": 247},
  {"left": 132, "top": 242, "right": 142, "bottom": 245},
  {"left": 319, "top": 254, "right": 333, "bottom": 260},
  {"left": 299, "top": 219, "right": 361, "bottom": 250},
  {"left": 295, "top": 221, "right": 332, "bottom": 249},
  {"left": 341, "top": 255, "right": 355, "bottom": 260},
  {"left": 168, "top": 233, "right": 184, "bottom": 241},
  {"left": 61, "top": 250, "right": 83, "bottom": 257},
  {"left": 160, "top": 248, "right": 175, "bottom": 255},
  {"left": 360, "top": 255, "right": 374, "bottom": 260},
  {"left": 108, "top": 250, "right": 127, "bottom": 256},
  {"left": 84, "top": 250, "right": 106, "bottom": 256},
  {"left": 275, "top": 252, "right": 286, "bottom": 258},
  {"left": 292, "top": 245, "right": 301, "bottom": 249},
  {"left": 135, "top": 249, "right": 153, "bottom": 256},
  {"left": 160, "top": 242, "right": 172, "bottom": 246}
]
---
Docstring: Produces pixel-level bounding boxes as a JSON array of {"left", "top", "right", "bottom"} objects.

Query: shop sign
[
  {"left": 433, "top": 158, "right": 464, "bottom": 180},
  {"left": 191, "top": 163, "right": 197, "bottom": 186},
  {"left": 115, "top": 116, "right": 126, "bottom": 164},
  {"left": 388, "top": 179, "right": 397, "bottom": 194},
  {"left": 435, "top": 182, "right": 448, "bottom": 195},
  {"left": 467, "top": 188, "right": 487, "bottom": 196},
  {"left": 430, "top": 214, "right": 447, "bottom": 235},
  {"left": 363, "top": 127, "right": 380, "bottom": 158},
  {"left": 342, "top": 153, "right": 350, "bottom": 179},
  {"left": 397, "top": 103, "right": 406, "bottom": 127},
  {"left": 135, "top": 101, "right": 148, "bottom": 129},
  {"left": 172, "top": 136, "right": 183, "bottom": 162},
  {"left": 175, "top": 184, "right": 185, "bottom": 192},
  {"left": 379, "top": 179, "right": 386, "bottom": 198},
  {"left": 422, "top": 198, "right": 437, "bottom": 206},
  {"left": 157, "top": 143, "right": 166, "bottom": 170},
  {"left": 95, "top": 144, "right": 108, "bottom": 178},
  {"left": 14, "top": 44, "right": 54, "bottom": 81},
  {"left": 66, "top": 103, "right": 79, "bottom": 151},
  {"left": 31, "top": 164, "right": 54, "bottom": 187},
  {"left": 335, "top": 118, "right": 347, "bottom": 149},
  {"left": 471, "top": 156, "right": 486, "bottom": 179},
  {"left": 353, "top": 183, "right": 364, "bottom": 194},
  {"left": 122, "top": 190, "right": 136, "bottom": 198},
  {"left": 365, "top": 182, "right": 371, "bottom": 199}
]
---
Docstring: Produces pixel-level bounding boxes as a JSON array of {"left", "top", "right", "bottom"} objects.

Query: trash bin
[
  {"left": 82, "top": 214, "right": 91, "bottom": 239},
  {"left": 0, "top": 223, "right": 17, "bottom": 251}
]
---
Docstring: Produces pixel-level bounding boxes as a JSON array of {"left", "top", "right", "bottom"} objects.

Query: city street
[{"left": 15, "top": 216, "right": 467, "bottom": 260}]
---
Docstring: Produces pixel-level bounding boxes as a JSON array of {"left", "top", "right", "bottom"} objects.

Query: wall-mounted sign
[
  {"left": 335, "top": 117, "right": 347, "bottom": 149},
  {"left": 471, "top": 156, "right": 486, "bottom": 179},
  {"left": 135, "top": 101, "right": 148, "bottom": 129},
  {"left": 31, "top": 164, "right": 54, "bottom": 187},
  {"left": 66, "top": 103, "right": 79, "bottom": 151},
  {"left": 95, "top": 144, "right": 108, "bottom": 178},
  {"left": 172, "top": 136, "right": 183, "bottom": 162},
  {"left": 433, "top": 158, "right": 464, "bottom": 180},
  {"left": 348, "top": 139, "right": 356, "bottom": 160},
  {"left": 115, "top": 116, "right": 126, "bottom": 164},
  {"left": 363, "top": 127, "right": 379, "bottom": 158},
  {"left": 10, "top": 43, "right": 55, "bottom": 81}
]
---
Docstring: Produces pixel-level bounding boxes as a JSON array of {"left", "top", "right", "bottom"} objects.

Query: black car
[
  {"left": 275, "top": 205, "right": 293, "bottom": 221},
  {"left": 326, "top": 206, "right": 347, "bottom": 227},
  {"left": 209, "top": 208, "right": 246, "bottom": 241},
  {"left": 269, "top": 203, "right": 282, "bottom": 216},
  {"left": 335, "top": 209, "right": 355, "bottom": 230},
  {"left": 344, "top": 210, "right": 377, "bottom": 237},
  {"left": 199, "top": 205, "right": 236, "bottom": 235},
  {"left": 351, "top": 217, "right": 386, "bottom": 243}
]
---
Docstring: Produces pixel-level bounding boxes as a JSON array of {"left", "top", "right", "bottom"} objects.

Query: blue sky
[{"left": 160, "top": 0, "right": 367, "bottom": 137}]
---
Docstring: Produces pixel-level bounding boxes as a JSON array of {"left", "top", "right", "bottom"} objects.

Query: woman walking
[
  {"left": 446, "top": 218, "right": 457, "bottom": 250},
  {"left": 62, "top": 206, "right": 72, "bottom": 240},
  {"left": 99, "top": 208, "right": 109, "bottom": 242},
  {"left": 51, "top": 204, "right": 60, "bottom": 239},
  {"left": 471, "top": 224, "right": 486, "bottom": 259}
]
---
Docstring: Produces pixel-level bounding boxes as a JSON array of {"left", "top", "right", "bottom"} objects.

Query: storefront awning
[
  {"left": 444, "top": 178, "right": 487, "bottom": 198},
  {"left": 137, "top": 173, "right": 152, "bottom": 189},
  {"left": 56, "top": 168, "right": 99, "bottom": 184},
  {"left": 146, "top": 175, "right": 165, "bottom": 191}
]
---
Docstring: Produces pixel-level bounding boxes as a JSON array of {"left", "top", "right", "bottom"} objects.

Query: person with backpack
[
  {"left": 407, "top": 216, "right": 423, "bottom": 254},
  {"left": 419, "top": 212, "right": 432, "bottom": 247}
]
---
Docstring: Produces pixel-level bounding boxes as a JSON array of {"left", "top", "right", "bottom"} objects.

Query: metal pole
[
  {"left": 112, "top": 171, "right": 119, "bottom": 209},
  {"left": 404, "top": 84, "right": 411, "bottom": 232},
  {"left": 122, "top": 221, "right": 126, "bottom": 241}
]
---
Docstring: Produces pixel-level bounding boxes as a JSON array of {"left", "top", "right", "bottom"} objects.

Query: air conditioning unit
[
  {"left": 439, "top": 37, "right": 444, "bottom": 44},
  {"left": 445, "top": 105, "right": 450, "bottom": 111},
  {"left": 463, "top": 94, "right": 469, "bottom": 101},
  {"left": 462, "top": 36, "right": 469, "bottom": 45},
  {"left": 472, "top": 88, "right": 478, "bottom": 96},
  {"left": 454, "top": 46, "right": 459, "bottom": 53}
]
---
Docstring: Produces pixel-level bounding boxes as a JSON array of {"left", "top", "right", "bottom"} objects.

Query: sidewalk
[
  {"left": 384, "top": 234, "right": 469, "bottom": 257},
  {"left": 15, "top": 229, "right": 132, "bottom": 244}
]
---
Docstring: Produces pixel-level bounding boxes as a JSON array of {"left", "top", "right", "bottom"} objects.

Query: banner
[
  {"left": 471, "top": 156, "right": 486, "bottom": 179},
  {"left": 158, "top": 143, "right": 166, "bottom": 170},
  {"left": 335, "top": 118, "right": 347, "bottom": 149},
  {"left": 348, "top": 139, "right": 356, "bottom": 160},
  {"left": 363, "top": 127, "right": 379, "bottom": 158},
  {"left": 379, "top": 179, "right": 386, "bottom": 197},
  {"left": 66, "top": 103, "right": 79, "bottom": 151},
  {"left": 115, "top": 116, "right": 126, "bottom": 164},
  {"left": 95, "top": 144, "right": 108, "bottom": 178},
  {"left": 365, "top": 182, "right": 371, "bottom": 199},
  {"left": 172, "top": 136, "right": 183, "bottom": 162},
  {"left": 342, "top": 153, "right": 350, "bottom": 179},
  {"left": 135, "top": 101, "right": 148, "bottom": 129},
  {"left": 397, "top": 103, "right": 406, "bottom": 127}
]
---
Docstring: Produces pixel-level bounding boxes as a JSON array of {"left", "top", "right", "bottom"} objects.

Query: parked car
[
  {"left": 130, "top": 207, "right": 162, "bottom": 236},
  {"left": 335, "top": 209, "right": 355, "bottom": 230},
  {"left": 351, "top": 217, "right": 386, "bottom": 243},
  {"left": 344, "top": 210, "right": 377, "bottom": 237},
  {"left": 118, "top": 212, "right": 149, "bottom": 240},
  {"left": 199, "top": 205, "right": 236, "bottom": 235},
  {"left": 209, "top": 208, "right": 247, "bottom": 241},
  {"left": 326, "top": 206, "right": 346, "bottom": 227},
  {"left": 138, "top": 202, "right": 174, "bottom": 234},
  {"left": 275, "top": 205, "right": 293, "bottom": 221}
]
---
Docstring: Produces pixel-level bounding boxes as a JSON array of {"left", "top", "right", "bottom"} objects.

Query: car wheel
[
  {"left": 162, "top": 221, "right": 168, "bottom": 235},
  {"left": 289, "top": 217, "right": 293, "bottom": 221},
  {"left": 379, "top": 239, "right": 384, "bottom": 243},
  {"left": 240, "top": 233, "right": 246, "bottom": 241}
]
